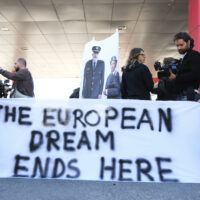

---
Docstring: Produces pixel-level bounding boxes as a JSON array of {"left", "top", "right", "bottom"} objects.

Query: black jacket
[
  {"left": 121, "top": 61, "right": 154, "bottom": 100},
  {"left": 70, "top": 88, "right": 80, "bottom": 98},
  {"left": 105, "top": 71, "right": 121, "bottom": 99},
  {"left": 175, "top": 49, "right": 200, "bottom": 92},
  {"left": 0, "top": 68, "right": 34, "bottom": 97}
]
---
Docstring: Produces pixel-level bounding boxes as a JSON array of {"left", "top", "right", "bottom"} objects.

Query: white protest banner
[
  {"left": 0, "top": 99, "right": 200, "bottom": 183},
  {"left": 80, "top": 31, "right": 119, "bottom": 99}
]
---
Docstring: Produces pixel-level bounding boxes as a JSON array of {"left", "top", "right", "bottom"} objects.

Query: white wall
[{"left": 34, "top": 78, "right": 80, "bottom": 99}]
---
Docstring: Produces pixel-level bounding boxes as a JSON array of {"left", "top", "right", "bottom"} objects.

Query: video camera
[
  {"left": 154, "top": 59, "right": 180, "bottom": 80},
  {"left": 0, "top": 79, "right": 13, "bottom": 98}
]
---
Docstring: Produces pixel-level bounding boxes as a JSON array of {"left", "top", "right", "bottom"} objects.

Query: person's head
[
  {"left": 127, "top": 48, "right": 145, "bottom": 68},
  {"left": 110, "top": 56, "right": 118, "bottom": 72},
  {"left": 163, "top": 57, "right": 174, "bottom": 65},
  {"left": 92, "top": 52, "right": 99, "bottom": 60},
  {"left": 174, "top": 32, "right": 194, "bottom": 54},
  {"left": 14, "top": 58, "right": 26, "bottom": 71},
  {"left": 92, "top": 46, "right": 101, "bottom": 60}
]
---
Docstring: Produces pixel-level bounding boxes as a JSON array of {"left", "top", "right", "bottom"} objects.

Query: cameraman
[
  {"left": 154, "top": 57, "right": 177, "bottom": 101},
  {"left": 0, "top": 58, "right": 34, "bottom": 98},
  {"left": 169, "top": 32, "right": 200, "bottom": 101}
]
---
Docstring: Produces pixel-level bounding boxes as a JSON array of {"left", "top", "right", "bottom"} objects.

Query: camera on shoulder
[{"left": 154, "top": 58, "right": 181, "bottom": 80}]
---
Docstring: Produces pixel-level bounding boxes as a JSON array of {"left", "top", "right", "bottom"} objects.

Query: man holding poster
[{"left": 82, "top": 46, "right": 105, "bottom": 99}]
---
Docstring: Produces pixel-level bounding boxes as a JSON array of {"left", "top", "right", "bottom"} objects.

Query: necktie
[{"left": 93, "top": 62, "right": 96, "bottom": 70}]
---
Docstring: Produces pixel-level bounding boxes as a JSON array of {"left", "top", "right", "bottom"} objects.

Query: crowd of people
[
  {"left": 72, "top": 32, "right": 200, "bottom": 102},
  {"left": 0, "top": 32, "right": 200, "bottom": 102}
]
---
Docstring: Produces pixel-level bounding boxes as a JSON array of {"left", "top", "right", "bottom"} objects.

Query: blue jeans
[{"left": 176, "top": 96, "right": 187, "bottom": 101}]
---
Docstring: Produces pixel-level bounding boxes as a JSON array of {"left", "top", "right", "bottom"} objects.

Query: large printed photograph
[{"left": 80, "top": 31, "right": 120, "bottom": 99}]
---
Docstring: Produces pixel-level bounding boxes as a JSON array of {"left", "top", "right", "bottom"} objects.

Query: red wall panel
[{"left": 189, "top": 0, "right": 200, "bottom": 52}]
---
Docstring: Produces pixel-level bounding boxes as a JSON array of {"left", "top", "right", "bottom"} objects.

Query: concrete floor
[{"left": 0, "top": 178, "right": 200, "bottom": 200}]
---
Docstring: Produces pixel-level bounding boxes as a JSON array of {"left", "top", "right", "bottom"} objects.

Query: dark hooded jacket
[{"left": 121, "top": 61, "right": 154, "bottom": 100}]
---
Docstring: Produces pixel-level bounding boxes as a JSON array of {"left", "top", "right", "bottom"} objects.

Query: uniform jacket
[
  {"left": 105, "top": 71, "right": 121, "bottom": 99},
  {"left": 121, "top": 61, "right": 154, "bottom": 100},
  {"left": 82, "top": 59, "right": 105, "bottom": 98}
]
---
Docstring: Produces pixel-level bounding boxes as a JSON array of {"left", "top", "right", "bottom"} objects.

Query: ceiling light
[
  {"left": 168, "top": 0, "right": 174, "bottom": 6},
  {"left": 118, "top": 26, "right": 127, "bottom": 31},
  {"left": 21, "top": 47, "right": 29, "bottom": 51},
  {"left": 1, "top": 27, "right": 9, "bottom": 31}
]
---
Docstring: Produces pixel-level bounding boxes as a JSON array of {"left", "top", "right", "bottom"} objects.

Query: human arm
[
  {"left": 142, "top": 66, "right": 154, "bottom": 92},
  {"left": 99, "top": 62, "right": 105, "bottom": 96},
  {"left": 82, "top": 63, "right": 88, "bottom": 98},
  {"left": 0, "top": 68, "right": 27, "bottom": 81}
]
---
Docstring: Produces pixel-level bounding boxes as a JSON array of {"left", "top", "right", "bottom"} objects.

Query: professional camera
[
  {"left": 0, "top": 79, "right": 13, "bottom": 98},
  {"left": 152, "top": 58, "right": 181, "bottom": 100},
  {"left": 154, "top": 59, "right": 180, "bottom": 80}
]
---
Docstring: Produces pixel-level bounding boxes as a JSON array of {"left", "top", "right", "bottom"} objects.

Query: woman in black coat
[{"left": 121, "top": 48, "right": 154, "bottom": 100}]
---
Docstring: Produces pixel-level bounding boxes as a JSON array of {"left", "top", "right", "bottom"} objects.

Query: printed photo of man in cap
[
  {"left": 104, "top": 56, "right": 121, "bottom": 99},
  {"left": 82, "top": 46, "right": 105, "bottom": 99}
]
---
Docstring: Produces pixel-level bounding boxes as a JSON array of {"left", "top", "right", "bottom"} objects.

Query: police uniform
[
  {"left": 105, "top": 56, "right": 121, "bottom": 99},
  {"left": 82, "top": 46, "right": 105, "bottom": 98}
]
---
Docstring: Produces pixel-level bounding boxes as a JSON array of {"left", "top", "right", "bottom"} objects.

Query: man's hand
[{"left": 168, "top": 70, "right": 176, "bottom": 81}]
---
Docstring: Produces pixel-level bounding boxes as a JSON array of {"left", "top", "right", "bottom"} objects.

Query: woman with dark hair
[{"left": 121, "top": 48, "right": 154, "bottom": 100}]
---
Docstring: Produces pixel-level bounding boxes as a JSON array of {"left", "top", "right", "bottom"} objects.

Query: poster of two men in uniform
[{"left": 80, "top": 31, "right": 120, "bottom": 99}]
